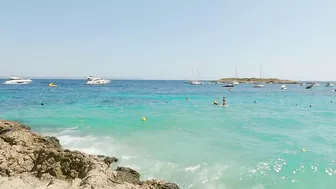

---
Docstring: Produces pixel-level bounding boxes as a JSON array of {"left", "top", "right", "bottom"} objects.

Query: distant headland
[{"left": 216, "top": 78, "right": 301, "bottom": 84}]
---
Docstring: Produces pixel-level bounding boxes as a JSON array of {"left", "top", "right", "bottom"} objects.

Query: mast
[{"left": 235, "top": 65, "right": 239, "bottom": 79}]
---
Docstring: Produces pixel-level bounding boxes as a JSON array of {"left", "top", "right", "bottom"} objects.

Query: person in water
[{"left": 223, "top": 97, "right": 227, "bottom": 106}]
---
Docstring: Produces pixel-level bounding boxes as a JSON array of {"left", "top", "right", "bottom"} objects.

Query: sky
[{"left": 0, "top": 0, "right": 335, "bottom": 80}]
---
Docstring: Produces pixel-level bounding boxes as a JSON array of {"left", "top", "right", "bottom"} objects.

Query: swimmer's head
[{"left": 41, "top": 102, "right": 44, "bottom": 106}]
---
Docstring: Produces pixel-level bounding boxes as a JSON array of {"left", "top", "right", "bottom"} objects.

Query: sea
[{"left": 0, "top": 80, "right": 335, "bottom": 189}]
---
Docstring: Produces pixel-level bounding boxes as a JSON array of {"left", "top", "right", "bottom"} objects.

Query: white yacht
[
  {"left": 326, "top": 83, "right": 334, "bottom": 87},
  {"left": 190, "top": 80, "right": 204, "bottom": 85},
  {"left": 253, "top": 83, "right": 265, "bottom": 88},
  {"left": 252, "top": 65, "right": 265, "bottom": 88},
  {"left": 85, "top": 76, "right": 111, "bottom": 85},
  {"left": 3, "top": 76, "right": 32, "bottom": 84},
  {"left": 281, "top": 85, "right": 287, "bottom": 90},
  {"left": 232, "top": 81, "right": 239, "bottom": 85}
]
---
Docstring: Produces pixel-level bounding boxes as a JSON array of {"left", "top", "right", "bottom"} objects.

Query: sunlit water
[{"left": 0, "top": 80, "right": 335, "bottom": 189}]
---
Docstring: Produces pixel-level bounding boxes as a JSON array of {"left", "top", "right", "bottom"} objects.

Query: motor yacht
[
  {"left": 3, "top": 76, "right": 32, "bottom": 84},
  {"left": 85, "top": 76, "right": 111, "bottom": 85}
]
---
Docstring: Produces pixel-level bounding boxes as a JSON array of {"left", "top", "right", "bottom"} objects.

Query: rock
[
  {"left": 114, "top": 167, "right": 140, "bottom": 184},
  {"left": 104, "top": 156, "right": 118, "bottom": 167},
  {"left": 141, "top": 180, "right": 180, "bottom": 189},
  {"left": 0, "top": 120, "right": 179, "bottom": 189}
]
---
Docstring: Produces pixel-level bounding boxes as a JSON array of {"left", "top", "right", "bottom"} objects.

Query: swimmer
[
  {"left": 331, "top": 101, "right": 333, "bottom": 103},
  {"left": 296, "top": 104, "right": 297, "bottom": 106},
  {"left": 310, "top": 105, "right": 312, "bottom": 108},
  {"left": 254, "top": 101, "right": 256, "bottom": 103},
  {"left": 41, "top": 102, "right": 44, "bottom": 106},
  {"left": 223, "top": 97, "right": 227, "bottom": 106},
  {"left": 186, "top": 97, "right": 189, "bottom": 100},
  {"left": 266, "top": 94, "right": 268, "bottom": 97}
]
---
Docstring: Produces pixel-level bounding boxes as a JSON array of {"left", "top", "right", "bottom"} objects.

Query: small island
[{"left": 216, "top": 78, "right": 301, "bottom": 84}]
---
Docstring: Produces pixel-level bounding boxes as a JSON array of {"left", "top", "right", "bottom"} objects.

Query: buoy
[
  {"left": 49, "top": 82, "right": 57, "bottom": 87},
  {"left": 142, "top": 117, "right": 147, "bottom": 121},
  {"left": 301, "top": 148, "right": 306, "bottom": 152}
]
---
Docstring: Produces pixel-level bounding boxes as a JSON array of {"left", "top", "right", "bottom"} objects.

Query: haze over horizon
[{"left": 1, "top": 0, "right": 335, "bottom": 81}]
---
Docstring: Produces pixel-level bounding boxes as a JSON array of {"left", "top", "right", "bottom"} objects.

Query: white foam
[
  {"left": 185, "top": 164, "right": 201, "bottom": 173},
  {"left": 56, "top": 135, "right": 97, "bottom": 146},
  {"left": 120, "top": 156, "right": 138, "bottom": 160}
]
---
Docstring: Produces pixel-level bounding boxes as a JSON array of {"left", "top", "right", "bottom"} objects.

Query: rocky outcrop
[{"left": 0, "top": 120, "right": 179, "bottom": 189}]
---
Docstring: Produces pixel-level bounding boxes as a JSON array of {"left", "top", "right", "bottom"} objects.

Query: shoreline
[
  {"left": 0, "top": 120, "right": 179, "bottom": 189},
  {"left": 216, "top": 78, "right": 301, "bottom": 84}
]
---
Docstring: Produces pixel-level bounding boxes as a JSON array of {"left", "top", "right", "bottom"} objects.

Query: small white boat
[
  {"left": 190, "top": 80, "right": 204, "bottom": 85},
  {"left": 281, "top": 85, "right": 287, "bottom": 90},
  {"left": 253, "top": 83, "right": 265, "bottom": 88},
  {"left": 313, "top": 83, "right": 320, "bottom": 87},
  {"left": 326, "top": 83, "right": 334, "bottom": 87},
  {"left": 85, "top": 76, "right": 111, "bottom": 85},
  {"left": 232, "top": 81, "right": 239, "bottom": 85},
  {"left": 3, "top": 76, "right": 32, "bottom": 84}
]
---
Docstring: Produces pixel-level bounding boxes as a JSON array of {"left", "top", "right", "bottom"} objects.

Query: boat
[
  {"left": 233, "top": 66, "right": 239, "bottom": 85},
  {"left": 252, "top": 65, "right": 265, "bottom": 88},
  {"left": 305, "top": 84, "right": 313, "bottom": 89},
  {"left": 313, "top": 83, "right": 320, "bottom": 87},
  {"left": 281, "top": 85, "right": 287, "bottom": 90},
  {"left": 85, "top": 76, "right": 111, "bottom": 85},
  {"left": 190, "top": 80, "right": 204, "bottom": 85},
  {"left": 49, "top": 82, "right": 57, "bottom": 87},
  {"left": 3, "top": 76, "right": 32, "bottom": 84},
  {"left": 189, "top": 68, "right": 204, "bottom": 85},
  {"left": 223, "top": 83, "right": 234, "bottom": 87},
  {"left": 326, "top": 83, "right": 334, "bottom": 87},
  {"left": 253, "top": 83, "right": 265, "bottom": 88}
]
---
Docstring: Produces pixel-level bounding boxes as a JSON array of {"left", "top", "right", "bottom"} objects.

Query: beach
[{"left": 0, "top": 80, "right": 336, "bottom": 189}]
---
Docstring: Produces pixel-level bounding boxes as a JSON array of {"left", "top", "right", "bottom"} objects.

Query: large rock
[{"left": 0, "top": 120, "right": 179, "bottom": 189}]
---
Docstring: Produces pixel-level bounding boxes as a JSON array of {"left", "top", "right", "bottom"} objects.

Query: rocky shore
[
  {"left": 0, "top": 120, "right": 179, "bottom": 189},
  {"left": 217, "top": 78, "right": 300, "bottom": 84}
]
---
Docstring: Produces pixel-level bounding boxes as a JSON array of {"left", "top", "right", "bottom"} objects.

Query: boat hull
[
  {"left": 4, "top": 80, "right": 32, "bottom": 84},
  {"left": 86, "top": 80, "right": 111, "bottom": 85}
]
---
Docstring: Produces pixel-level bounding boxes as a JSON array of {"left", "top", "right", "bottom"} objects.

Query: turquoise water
[{"left": 1, "top": 80, "right": 336, "bottom": 189}]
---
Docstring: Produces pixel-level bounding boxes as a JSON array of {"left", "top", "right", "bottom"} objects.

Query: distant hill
[{"left": 217, "top": 78, "right": 301, "bottom": 84}]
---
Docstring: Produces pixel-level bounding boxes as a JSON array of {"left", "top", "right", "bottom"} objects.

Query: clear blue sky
[{"left": 0, "top": 0, "right": 335, "bottom": 80}]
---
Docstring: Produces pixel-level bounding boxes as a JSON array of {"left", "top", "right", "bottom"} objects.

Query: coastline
[
  {"left": 216, "top": 78, "right": 301, "bottom": 84},
  {"left": 0, "top": 120, "right": 179, "bottom": 189}
]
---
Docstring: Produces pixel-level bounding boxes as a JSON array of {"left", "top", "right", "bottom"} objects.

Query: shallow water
[{"left": 0, "top": 80, "right": 336, "bottom": 189}]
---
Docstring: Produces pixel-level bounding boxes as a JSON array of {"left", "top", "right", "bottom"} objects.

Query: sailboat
[
  {"left": 253, "top": 65, "right": 265, "bottom": 88},
  {"left": 190, "top": 68, "right": 204, "bottom": 85},
  {"left": 232, "top": 66, "right": 239, "bottom": 85}
]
